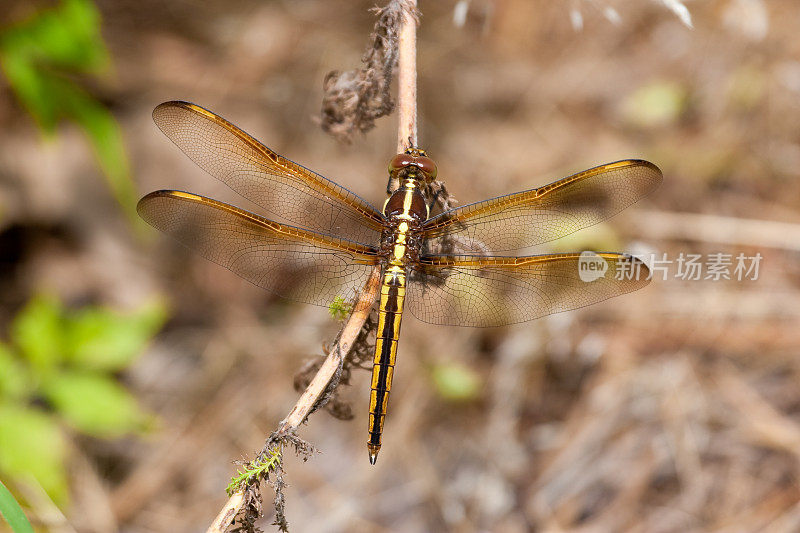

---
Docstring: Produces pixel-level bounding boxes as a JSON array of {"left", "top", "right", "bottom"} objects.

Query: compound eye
[
  {"left": 415, "top": 156, "right": 438, "bottom": 180},
  {"left": 389, "top": 153, "right": 413, "bottom": 173}
]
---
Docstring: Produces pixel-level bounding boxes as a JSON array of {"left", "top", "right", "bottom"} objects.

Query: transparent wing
[
  {"left": 153, "top": 101, "right": 385, "bottom": 246},
  {"left": 138, "top": 190, "right": 380, "bottom": 306},
  {"left": 407, "top": 253, "right": 650, "bottom": 327},
  {"left": 422, "top": 160, "right": 662, "bottom": 253}
]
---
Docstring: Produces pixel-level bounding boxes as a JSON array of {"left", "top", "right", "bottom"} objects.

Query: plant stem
[
  {"left": 396, "top": 0, "right": 418, "bottom": 152},
  {"left": 205, "top": 266, "right": 382, "bottom": 533}
]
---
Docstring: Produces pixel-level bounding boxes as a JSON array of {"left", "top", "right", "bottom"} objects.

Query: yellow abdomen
[{"left": 367, "top": 265, "right": 406, "bottom": 464}]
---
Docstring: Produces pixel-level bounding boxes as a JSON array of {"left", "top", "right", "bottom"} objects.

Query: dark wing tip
[
  {"left": 137, "top": 189, "right": 170, "bottom": 221},
  {"left": 599, "top": 158, "right": 663, "bottom": 178},
  {"left": 590, "top": 159, "right": 663, "bottom": 201},
  {"left": 153, "top": 101, "right": 181, "bottom": 123},
  {"left": 152, "top": 100, "right": 216, "bottom": 128},
  {"left": 136, "top": 189, "right": 200, "bottom": 218},
  {"left": 632, "top": 158, "right": 663, "bottom": 177},
  {"left": 621, "top": 158, "right": 664, "bottom": 187},
  {"left": 596, "top": 251, "right": 653, "bottom": 289},
  {"left": 137, "top": 189, "right": 167, "bottom": 211},
  {"left": 153, "top": 100, "right": 194, "bottom": 115}
]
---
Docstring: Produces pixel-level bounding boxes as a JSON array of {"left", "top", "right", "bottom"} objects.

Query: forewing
[
  {"left": 422, "top": 160, "right": 662, "bottom": 253},
  {"left": 153, "top": 101, "right": 384, "bottom": 246},
  {"left": 138, "top": 191, "right": 380, "bottom": 306},
  {"left": 407, "top": 253, "right": 650, "bottom": 326}
]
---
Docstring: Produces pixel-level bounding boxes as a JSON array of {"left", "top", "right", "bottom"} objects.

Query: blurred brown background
[{"left": 1, "top": 0, "right": 799, "bottom": 531}]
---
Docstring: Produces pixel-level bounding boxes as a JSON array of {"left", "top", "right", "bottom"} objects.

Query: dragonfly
[{"left": 138, "top": 101, "right": 662, "bottom": 464}]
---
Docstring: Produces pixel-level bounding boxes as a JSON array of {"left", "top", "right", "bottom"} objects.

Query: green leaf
[
  {"left": 226, "top": 447, "right": 282, "bottom": 496},
  {"left": 622, "top": 80, "right": 688, "bottom": 128},
  {"left": 0, "top": 344, "right": 32, "bottom": 400},
  {"left": 10, "top": 294, "right": 64, "bottom": 378},
  {"left": 42, "top": 0, "right": 109, "bottom": 71},
  {"left": 42, "top": 371, "right": 151, "bottom": 437},
  {"left": 430, "top": 362, "right": 482, "bottom": 402},
  {"left": 0, "top": 479, "right": 34, "bottom": 533},
  {"left": 0, "top": 0, "right": 141, "bottom": 228},
  {"left": 0, "top": 50, "right": 58, "bottom": 131},
  {"left": 62, "top": 85, "right": 140, "bottom": 225},
  {"left": 328, "top": 295, "right": 352, "bottom": 321},
  {"left": 0, "top": 0, "right": 109, "bottom": 131},
  {"left": 0, "top": 404, "right": 68, "bottom": 504},
  {"left": 0, "top": 0, "right": 108, "bottom": 72},
  {"left": 65, "top": 299, "right": 168, "bottom": 372}
]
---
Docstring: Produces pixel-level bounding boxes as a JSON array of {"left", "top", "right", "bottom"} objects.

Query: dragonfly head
[{"left": 388, "top": 149, "right": 438, "bottom": 182}]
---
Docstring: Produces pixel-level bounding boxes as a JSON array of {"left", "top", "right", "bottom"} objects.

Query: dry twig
[
  {"left": 395, "top": 0, "right": 418, "bottom": 152},
  {"left": 319, "top": 0, "right": 419, "bottom": 143},
  {"left": 206, "top": 266, "right": 382, "bottom": 533}
]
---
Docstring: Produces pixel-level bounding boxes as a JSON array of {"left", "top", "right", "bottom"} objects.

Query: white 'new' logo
[{"left": 578, "top": 251, "right": 609, "bottom": 282}]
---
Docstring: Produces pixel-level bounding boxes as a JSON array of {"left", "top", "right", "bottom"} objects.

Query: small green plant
[
  {"left": 328, "top": 295, "right": 353, "bottom": 321},
  {"left": 0, "top": 0, "right": 140, "bottom": 227},
  {"left": 0, "top": 480, "right": 34, "bottom": 533},
  {"left": 0, "top": 294, "right": 167, "bottom": 505},
  {"left": 430, "top": 362, "right": 482, "bottom": 402},
  {"left": 226, "top": 447, "right": 283, "bottom": 496}
]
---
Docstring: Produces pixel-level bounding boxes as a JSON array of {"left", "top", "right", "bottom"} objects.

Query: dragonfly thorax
[
  {"left": 380, "top": 182, "right": 426, "bottom": 266},
  {"left": 382, "top": 181, "right": 428, "bottom": 221}
]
